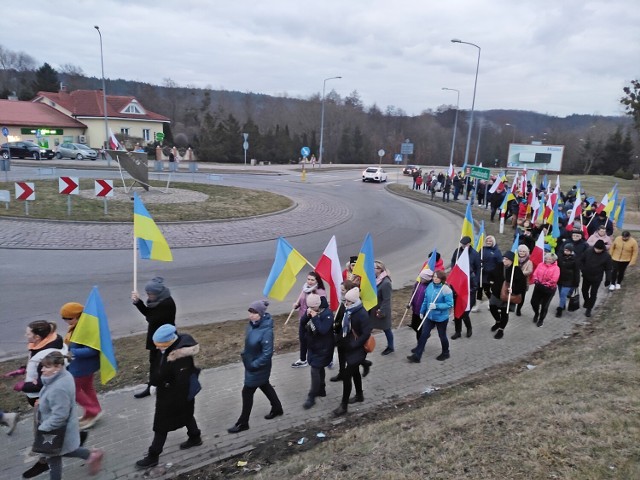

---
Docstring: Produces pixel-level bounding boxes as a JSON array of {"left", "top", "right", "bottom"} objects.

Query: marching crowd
[{"left": 3, "top": 179, "right": 637, "bottom": 478}]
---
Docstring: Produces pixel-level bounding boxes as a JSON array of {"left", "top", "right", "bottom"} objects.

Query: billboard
[{"left": 507, "top": 143, "right": 564, "bottom": 172}]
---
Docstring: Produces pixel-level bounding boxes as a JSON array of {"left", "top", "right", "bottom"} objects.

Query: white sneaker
[
  {"left": 291, "top": 359, "right": 308, "bottom": 368},
  {"left": 471, "top": 306, "right": 479, "bottom": 313},
  {"left": 615, "top": 284, "right": 621, "bottom": 290},
  {"left": 1, "top": 412, "right": 18, "bottom": 435},
  {"left": 609, "top": 284, "right": 615, "bottom": 291}
]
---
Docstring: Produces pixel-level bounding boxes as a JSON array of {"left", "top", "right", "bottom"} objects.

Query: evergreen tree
[{"left": 31, "top": 62, "right": 59, "bottom": 94}]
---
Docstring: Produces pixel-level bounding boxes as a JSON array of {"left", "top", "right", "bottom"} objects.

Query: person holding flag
[
  {"left": 488, "top": 251, "right": 527, "bottom": 339},
  {"left": 407, "top": 269, "right": 434, "bottom": 340},
  {"left": 449, "top": 236, "right": 481, "bottom": 339},
  {"left": 515, "top": 244, "right": 534, "bottom": 316},
  {"left": 291, "top": 272, "right": 326, "bottom": 368},
  {"left": 478, "top": 235, "right": 503, "bottom": 301}
]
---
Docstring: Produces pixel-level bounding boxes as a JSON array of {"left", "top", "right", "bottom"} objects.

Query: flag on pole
[
  {"left": 447, "top": 247, "right": 470, "bottom": 319},
  {"left": 461, "top": 200, "right": 475, "bottom": 241},
  {"left": 263, "top": 237, "right": 309, "bottom": 301},
  {"left": 511, "top": 232, "right": 520, "bottom": 267},
  {"left": 489, "top": 172, "right": 506, "bottom": 194},
  {"left": 530, "top": 230, "right": 545, "bottom": 270},
  {"left": 133, "top": 193, "right": 173, "bottom": 261},
  {"left": 614, "top": 197, "right": 626, "bottom": 229},
  {"left": 604, "top": 189, "right": 618, "bottom": 217},
  {"left": 447, "top": 163, "right": 455, "bottom": 179},
  {"left": 474, "top": 220, "right": 485, "bottom": 251},
  {"left": 315, "top": 235, "right": 343, "bottom": 311},
  {"left": 427, "top": 247, "right": 438, "bottom": 272},
  {"left": 71, "top": 286, "right": 118, "bottom": 384},
  {"left": 566, "top": 182, "right": 582, "bottom": 227},
  {"left": 595, "top": 192, "right": 609, "bottom": 215},
  {"left": 352, "top": 233, "right": 378, "bottom": 310},
  {"left": 108, "top": 128, "right": 124, "bottom": 150},
  {"left": 551, "top": 201, "right": 561, "bottom": 238}
]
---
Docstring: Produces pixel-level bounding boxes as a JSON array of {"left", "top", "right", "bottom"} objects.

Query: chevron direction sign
[
  {"left": 59, "top": 177, "right": 79, "bottom": 195},
  {"left": 15, "top": 182, "right": 35, "bottom": 200},
  {"left": 95, "top": 179, "right": 114, "bottom": 197}
]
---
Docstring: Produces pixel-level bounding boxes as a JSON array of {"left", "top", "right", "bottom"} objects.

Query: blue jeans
[
  {"left": 414, "top": 319, "right": 449, "bottom": 360},
  {"left": 558, "top": 286, "right": 573, "bottom": 309},
  {"left": 383, "top": 328, "right": 394, "bottom": 350}
]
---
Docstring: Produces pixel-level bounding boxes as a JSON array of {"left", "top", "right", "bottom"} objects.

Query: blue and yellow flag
[
  {"left": 133, "top": 193, "right": 173, "bottom": 261},
  {"left": 461, "top": 200, "right": 474, "bottom": 241},
  {"left": 263, "top": 237, "right": 309, "bottom": 300},
  {"left": 511, "top": 232, "right": 520, "bottom": 267},
  {"left": 352, "top": 233, "right": 378, "bottom": 310},
  {"left": 71, "top": 286, "right": 118, "bottom": 384},
  {"left": 551, "top": 201, "right": 561, "bottom": 238},
  {"left": 615, "top": 197, "right": 626, "bottom": 229},
  {"left": 475, "top": 220, "right": 485, "bottom": 251}
]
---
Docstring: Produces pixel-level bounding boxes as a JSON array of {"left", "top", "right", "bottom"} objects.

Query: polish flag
[
  {"left": 447, "top": 247, "right": 470, "bottom": 319},
  {"left": 315, "top": 235, "right": 343, "bottom": 311},
  {"left": 109, "top": 129, "right": 124, "bottom": 150},
  {"left": 530, "top": 230, "right": 545, "bottom": 273},
  {"left": 595, "top": 193, "right": 609, "bottom": 215},
  {"left": 447, "top": 163, "right": 455, "bottom": 179}
]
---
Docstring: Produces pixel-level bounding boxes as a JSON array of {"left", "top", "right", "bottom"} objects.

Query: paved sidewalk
[{"left": 0, "top": 300, "right": 598, "bottom": 479}]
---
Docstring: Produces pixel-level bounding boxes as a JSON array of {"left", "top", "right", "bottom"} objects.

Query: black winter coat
[
  {"left": 578, "top": 248, "right": 612, "bottom": 283},
  {"left": 303, "top": 308, "right": 335, "bottom": 368},
  {"left": 451, "top": 246, "right": 481, "bottom": 290},
  {"left": 150, "top": 333, "right": 199, "bottom": 433},
  {"left": 557, "top": 253, "right": 580, "bottom": 288},
  {"left": 134, "top": 297, "right": 177, "bottom": 350},
  {"left": 489, "top": 264, "right": 527, "bottom": 301},
  {"left": 340, "top": 304, "right": 372, "bottom": 366}
]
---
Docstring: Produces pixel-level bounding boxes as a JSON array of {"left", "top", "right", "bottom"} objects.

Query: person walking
[
  {"left": 578, "top": 239, "right": 612, "bottom": 317},
  {"left": 36, "top": 351, "right": 104, "bottom": 479},
  {"left": 515, "top": 245, "right": 534, "bottom": 316},
  {"left": 555, "top": 243, "right": 581, "bottom": 317},
  {"left": 450, "top": 236, "right": 481, "bottom": 339},
  {"left": 136, "top": 324, "right": 202, "bottom": 468},
  {"left": 478, "top": 235, "right": 502, "bottom": 301},
  {"left": 372, "top": 260, "right": 394, "bottom": 355},
  {"left": 609, "top": 230, "right": 637, "bottom": 291},
  {"left": 302, "top": 294, "right": 335, "bottom": 409},
  {"left": 333, "top": 287, "right": 372, "bottom": 416},
  {"left": 586, "top": 225, "right": 613, "bottom": 251},
  {"left": 407, "top": 270, "right": 454, "bottom": 363},
  {"left": 228, "top": 300, "right": 283, "bottom": 433},
  {"left": 407, "top": 269, "right": 433, "bottom": 340},
  {"left": 530, "top": 253, "right": 561, "bottom": 327},
  {"left": 131, "top": 277, "right": 176, "bottom": 399},
  {"left": 330, "top": 280, "right": 358, "bottom": 383},
  {"left": 489, "top": 251, "right": 527, "bottom": 339},
  {"left": 291, "top": 272, "right": 326, "bottom": 368},
  {"left": 60, "top": 302, "right": 103, "bottom": 430}
]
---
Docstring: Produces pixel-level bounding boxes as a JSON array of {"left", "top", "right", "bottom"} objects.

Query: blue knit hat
[
  {"left": 152, "top": 324, "right": 177, "bottom": 343},
  {"left": 145, "top": 277, "right": 166, "bottom": 295},
  {"left": 248, "top": 300, "right": 269, "bottom": 317}
]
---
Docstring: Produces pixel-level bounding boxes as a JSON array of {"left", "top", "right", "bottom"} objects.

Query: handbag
[
  {"left": 568, "top": 289, "right": 580, "bottom": 312},
  {"left": 500, "top": 281, "right": 522, "bottom": 305},
  {"left": 187, "top": 368, "right": 202, "bottom": 401},
  {"left": 32, "top": 425, "right": 66, "bottom": 455},
  {"left": 352, "top": 329, "right": 376, "bottom": 353}
]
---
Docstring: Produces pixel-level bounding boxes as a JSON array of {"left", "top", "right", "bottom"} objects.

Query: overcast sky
[{"left": 4, "top": 0, "right": 639, "bottom": 117}]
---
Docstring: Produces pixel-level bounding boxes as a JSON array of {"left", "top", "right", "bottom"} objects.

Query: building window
[
  {"left": 121, "top": 128, "right": 129, "bottom": 137},
  {"left": 122, "top": 100, "right": 145, "bottom": 115},
  {"left": 143, "top": 129, "right": 150, "bottom": 141}
]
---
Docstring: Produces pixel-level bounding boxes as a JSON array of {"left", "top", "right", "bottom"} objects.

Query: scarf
[
  {"left": 28, "top": 331, "right": 58, "bottom": 352},
  {"left": 302, "top": 283, "right": 317, "bottom": 294},
  {"left": 146, "top": 287, "right": 171, "bottom": 308},
  {"left": 342, "top": 300, "right": 362, "bottom": 337},
  {"left": 375, "top": 271, "right": 388, "bottom": 286},
  {"left": 63, "top": 325, "right": 76, "bottom": 346}
]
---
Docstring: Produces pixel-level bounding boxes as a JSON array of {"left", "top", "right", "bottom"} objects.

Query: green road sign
[
  {"left": 469, "top": 166, "right": 491, "bottom": 180},
  {"left": 155, "top": 132, "right": 165, "bottom": 142}
]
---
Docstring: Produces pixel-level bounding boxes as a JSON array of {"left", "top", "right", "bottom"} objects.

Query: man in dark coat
[
  {"left": 578, "top": 240, "right": 612, "bottom": 317},
  {"left": 488, "top": 251, "right": 527, "bottom": 339},
  {"left": 450, "top": 236, "right": 481, "bottom": 339},
  {"left": 136, "top": 325, "right": 201, "bottom": 468}
]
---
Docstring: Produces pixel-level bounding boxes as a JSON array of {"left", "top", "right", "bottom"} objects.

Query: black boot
[
  {"left": 134, "top": 384, "right": 151, "bottom": 399},
  {"left": 179, "top": 436, "right": 203, "bottom": 449},
  {"left": 555, "top": 307, "right": 563, "bottom": 318},
  {"left": 330, "top": 372, "right": 344, "bottom": 382},
  {"left": 136, "top": 454, "right": 159, "bottom": 469},
  {"left": 362, "top": 359, "right": 372, "bottom": 378},
  {"left": 348, "top": 393, "right": 364, "bottom": 404},
  {"left": 333, "top": 403, "right": 348, "bottom": 416},
  {"left": 532, "top": 312, "right": 539, "bottom": 324},
  {"left": 23, "top": 461, "right": 50, "bottom": 479}
]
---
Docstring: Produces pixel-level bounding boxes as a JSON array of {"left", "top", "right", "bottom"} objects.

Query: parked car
[
  {"left": 362, "top": 166, "right": 388, "bottom": 183},
  {"left": 1, "top": 141, "right": 55, "bottom": 160},
  {"left": 56, "top": 142, "right": 98, "bottom": 160},
  {"left": 403, "top": 164, "right": 419, "bottom": 176}
]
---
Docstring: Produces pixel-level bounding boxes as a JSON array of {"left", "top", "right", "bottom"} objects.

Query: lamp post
[
  {"left": 451, "top": 38, "right": 481, "bottom": 166},
  {"left": 442, "top": 87, "right": 460, "bottom": 168},
  {"left": 318, "top": 76, "right": 341, "bottom": 167},
  {"left": 95, "top": 25, "right": 111, "bottom": 166},
  {"left": 505, "top": 123, "right": 516, "bottom": 143}
]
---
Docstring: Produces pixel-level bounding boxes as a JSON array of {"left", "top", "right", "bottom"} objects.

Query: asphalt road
[{"left": 0, "top": 166, "right": 459, "bottom": 358}]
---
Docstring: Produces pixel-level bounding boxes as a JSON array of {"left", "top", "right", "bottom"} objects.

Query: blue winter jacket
[
  {"left": 419, "top": 282, "right": 454, "bottom": 322},
  {"left": 67, "top": 342, "right": 100, "bottom": 378},
  {"left": 303, "top": 307, "right": 335, "bottom": 368},
  {"left": 481, "top": 244, "right": 503, "bottom": 285},
  {"left": 241, "top": 313, "right": 275, "bottom": 388}
]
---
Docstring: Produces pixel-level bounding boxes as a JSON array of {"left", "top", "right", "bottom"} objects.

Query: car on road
[
  {"left": 362, "top": 166, "right": 388, "bottom": 183},
  {"left": 56, "top": 142, "right": 98, "bottom": 160},
  {"left": 403, "top": 164, "right": 419, "bottom": 176},
  {"left": 1, "top": 141, "right": 55, "bottom": 160}
]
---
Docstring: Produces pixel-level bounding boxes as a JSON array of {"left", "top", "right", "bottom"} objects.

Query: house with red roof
[{"left": 32, "top": 89, "right": 170, "bottom": 148}]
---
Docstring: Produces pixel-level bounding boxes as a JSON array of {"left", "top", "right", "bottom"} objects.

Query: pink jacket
[{"left": 532, "top": 262, "right": 560, "bottom": 288}]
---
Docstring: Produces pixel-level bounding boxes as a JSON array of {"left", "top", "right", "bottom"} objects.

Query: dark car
[
  {"left": 1, "top": 141, "right": 55, "bottom": 160},
  {"left": 403, "top": 164, "right": 419, "bottom": 176}
]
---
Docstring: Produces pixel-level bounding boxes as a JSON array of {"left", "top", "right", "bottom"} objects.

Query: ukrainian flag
[
  {"left": 133, "top": 192, "right": 173, "bottom": 262},
  {"left": 615, "top": 197, "right": 626, "bottom": 229},
  {"left": 461, "top": 200, "right": 474, "bottom": 241},
  {"left": 263, "top": 237, "right": 309, "bottom": 300},
  {"left": 71, "top": 286, "right": 118, "bottom": 384},
  {"left": 352, "top": 233, "right": 378, "bottom": 310},
  {"left": 475, "top": 220, "right": 485, "bottom": 251},
  {"left": 511, "top": 232, "right": 520, "bottom": 267}
]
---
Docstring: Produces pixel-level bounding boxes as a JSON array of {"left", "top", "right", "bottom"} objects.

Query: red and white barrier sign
[
  {"left": 59, "top": 177, "right": 79, "bottom": 195},
  {"left": 95, "top": 179, "right": 114, "bottom": 197},
  {"left": 15, "top": 182, "right": 35, "bottom": 201}
]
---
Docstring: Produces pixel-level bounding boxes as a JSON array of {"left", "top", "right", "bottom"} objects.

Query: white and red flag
[
  {"left": 315, "top": 235, "right": 343, "bottom": 311},
  {"left": 108, "top": 129, "right": 124, "bottom": 150},
  {"left": 447, "top": 163, "right": 455, "bottom": 179},
  {"left": 447, "top": 247, "right": 470, "bottom": 318},
  {"left": 530, "top": 230, "right": 545, "bottom": 273}
]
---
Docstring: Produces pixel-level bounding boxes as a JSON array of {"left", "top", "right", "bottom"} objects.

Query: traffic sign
[
  {"left": 394, "top": 154, "right": 402, "bottom": 163},
  {"left": 243, "top": 141, "right": 249, "bottom": 151},
  {"left": 469, "top": 166, "right": 491, "bottom": 180},
  {"left": 2, "top": 127, "right": 8, "bottom": 137},
  {"left": 95, "top": 179, "right": 114, "bottom": 197},
  {"left": 155, "top": 132, "right": 165, "bottom": 142},
  {"left": 378, "top": 149, "right": 385, "bottom": 157},
  {"left": 15, "top": 182, "right": 35, "bottom": 200},
  {"left": 301, "top": 146, "right": 310, "bottom": 158},
  {"left": 400, "top": 142, "right": 414, "bottom": 155},
  {"left": 59, "top": 177, "right": 79, "bottom": 195}
]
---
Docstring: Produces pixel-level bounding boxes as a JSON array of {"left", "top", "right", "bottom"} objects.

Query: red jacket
[{"left": 531, "top": 262, "right": 560, "bottom": 288}]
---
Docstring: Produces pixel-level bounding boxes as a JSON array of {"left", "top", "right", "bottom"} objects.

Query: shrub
[{"left": 613, "top": 168, "right": 634, "bottom": 180}]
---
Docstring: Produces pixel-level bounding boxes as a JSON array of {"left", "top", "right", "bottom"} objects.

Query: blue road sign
[
  {"left": 2, "top": 127, "right": 8, "bottom": 137},
  {"left": 394, "top": 154, "right": 402, "bottom": 163},
  {"left": 301, "top": 146, "right": 311, "bottom": 157}
]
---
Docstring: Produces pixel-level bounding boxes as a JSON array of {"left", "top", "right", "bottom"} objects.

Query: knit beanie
[
  {"left": 152, "top": 324, "right": 177, "bottom": 343},
  {"left": 248, "top": 299, "right": 269, "bottom": 317},
  {"left": 594, "top": 239, "right": 606, "bottom": 250},
  {"left": 419, "top": 269, "right": 434, "bottom": 280},
  {"left": 504, "top": 251, "right": 515, "bottom": 261},
  {"left": 145, "top": 276, "right": 166, "bottom": 295},
  {"left": 60, "top": 302, "right": 84, "bottom": 319},
  {"left": 306, "top": 294, "right": 321, "bottom": 308},
  {"left": 344, "top": 287, "right": 360, "bottom": 303},
  {"left": 563, "top": 243, "right": 574, "bottom": 252}
]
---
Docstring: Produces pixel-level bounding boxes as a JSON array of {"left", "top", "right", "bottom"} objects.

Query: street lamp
[
  {"left": 95, "top": 25, "right": 111, "bottom": 166},
  {"left": 505, "top": 123, "right": 516, "bottom": 143},
  {"left": 318, "top": 76, "right": 341, "bottom": 167},
  {"left": 451, "top": 38, "right": 481, "bottom": 166},
  {"left": 442, "top": 87, "right": 460, "bottom": 168}
]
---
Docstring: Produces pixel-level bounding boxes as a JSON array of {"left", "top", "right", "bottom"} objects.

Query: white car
[
  {"left": 362, "top": 166, "right": 388, "bottom": 183},
  {"left": 56, "top": 143, "right": 98, "bottom": 160}
]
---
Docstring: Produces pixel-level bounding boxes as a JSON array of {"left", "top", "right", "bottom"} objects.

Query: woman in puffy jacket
[
  {"left": 407, "top": 270, "right": 454, "bottom": 363},
  {"left": 555, "top": 243, "right": 580, "bottom": 317},
  {"left": 479, "top": 235, "right": 503, "bottom": 301},
  {"left": 530, "top": 252, "right": 561, "bottom": 327}
]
